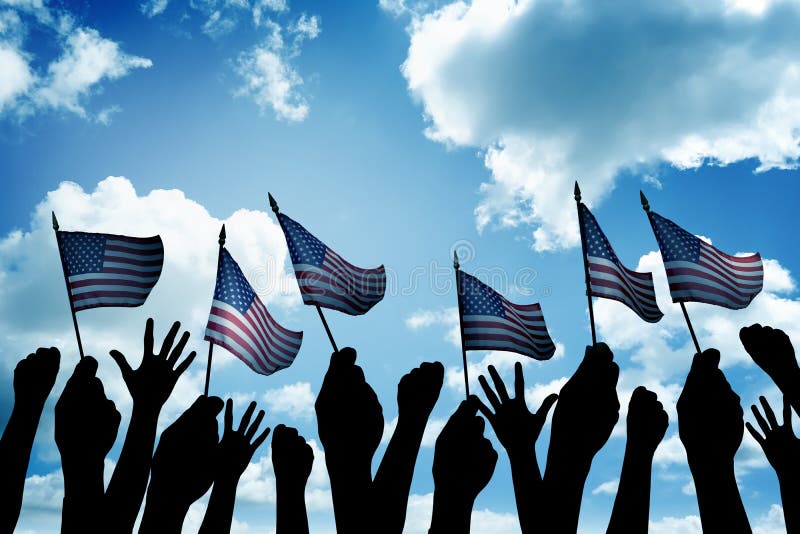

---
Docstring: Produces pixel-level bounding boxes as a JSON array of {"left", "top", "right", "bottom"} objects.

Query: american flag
[
  {"left": 56, "top": 231, "right": 163, "bottom": 312},
  {"left": 579, "top": 203, "right": 663, "bottom": 323},
  {"left": 458, "top": 271, "right": 556, "bottom": 360},
  {"left": 205, "top": 249, "right": 302, "bottom": 376},
  {"left": 278, "top": 213, "right": 386, "bottom": 316},
  {"left": 648, "top": 211, "right": 763, "bottom": 310}
]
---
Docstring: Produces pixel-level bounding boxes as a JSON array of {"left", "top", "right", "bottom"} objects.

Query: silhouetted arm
[
  {"left": 139, "top": 395, "right": 224, "bottom": 534},
  {"left": 272, "top": 424, "right": 313, "bottom": 534},
  {"left": 607, "top": 386, "right": 668, "bottom": 534},
  {"left": 0, "top": 348, "right": 59, "bottom": 534},
  {"left": 55, "top": 356, "right": 121, "bottom": 534},
  {"left": 372, "top": 361, "right": 444, "bottom": 534},
  {"left": 747, "top": 395, "right": 800, "bottom": 532},
  {"left": 476, "top": 362, "right": 557, "bottom": 534},
  {"left": 543, "top": 343, "right": 620, "bottom": 532},
  {"left": 315, "top": 348, "right": 383, "bottom": 533},
  {"left": 106, "top": 318, "right": 197, "bottom": 533},
  {"left": 428, "top": 397, "right": 497, "bottom": 534},
  {"left": 740, "top": 324, "right": 800, "bottom": 416},
  {"left": 678, "top": 349, "right": 751, "bottom": 533},
  {"left": 199, "top": 399, "right": 270, "bottom": 534}
]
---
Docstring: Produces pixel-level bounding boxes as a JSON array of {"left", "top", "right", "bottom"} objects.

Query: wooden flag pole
[
  {"left": 574, "top": 182, "right": 597, "bottom": 347},
  {"left": 269, "top": 192, "right": 340, "bottom": 353},
  {"left": 640, "top": 191, "right": 702, "bottom": 354},
  {"left": 453, "top": 251, "right": 470, "bottom": 398},
  {"left": 52, "top": 212, "right": 85, "bottom": 359},
  {"left": 204, "top": 224, "right": 226, "bottom": 397}
]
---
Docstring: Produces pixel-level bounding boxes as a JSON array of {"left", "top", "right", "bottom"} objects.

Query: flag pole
[
  {"left": 574, "top": 182, "right": 597, "bottom": 347},
  {"left": 640, "top": 191, "right": 702, "bottom": 354},
  {"left": 269, "top": 192, "right": 339, "bottom": 353},
  {"left": 204, "top": 224, "right": 226, "bottom": 397},
  {"left": 453, "top": 251, "right": 470, "bottom": 398},
  {"left": 52, "top": 212, "right": 85, "bottom": 359}
]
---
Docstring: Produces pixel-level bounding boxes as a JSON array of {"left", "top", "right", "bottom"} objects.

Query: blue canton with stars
[
  {"left": 279, "top": 214, "right": 327, "bottom": 267},
  {"left": 580, "top": 204, "right": 619, "bottom": 262},
  {"left": 213, "top": 249, "right": 256, "bottom": 315},
  {"left": 59, "top": 232, "right": 106, "bottom": 276},
  {"left": 650, "top": 212, "right": 701, "bottom": 263},
  {"left": 459, "top": 272, "right": 505, "bottom": 317}
]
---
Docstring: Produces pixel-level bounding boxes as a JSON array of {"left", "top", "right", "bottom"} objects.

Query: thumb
[
  {"left": 536, "top": 393, "right": 559, "bottom": 419},
  {"left": 109, "top": 350, "right": 133, "bottom": 380}
]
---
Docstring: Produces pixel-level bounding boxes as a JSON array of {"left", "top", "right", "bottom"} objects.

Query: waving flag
[
  {"left": 277, "top": 213, "right": 386, "bottom": 316},
  {"left": 56, "top": 231, "right": 163, "bottom": 312},
  {"left": 579, "top": 203, "right": 663, "bottom": 323},
  {"left": 647, "top": 211, "right": 763, "bottom": 310},
  {"left": 205, "top": 249, "right": 303, "bottom": 375},
  {"left": 458, "top": 270, "right": 556, "bottom": 359}
]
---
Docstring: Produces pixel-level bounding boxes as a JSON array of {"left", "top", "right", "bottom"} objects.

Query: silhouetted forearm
[
  {"left": 198, "top": 477, "right": 239, "bottom": 534},
  {"left": 776, "top": 469, "right": 800, "bottom": 533},
  {"left": 0, "top": 401, "right": 45, "bottom": 534},
  {"left": 372, "top": 416, "right": 427, "bottom": 533},
  {"left": 542, "top": 450, "right": 592, "bottom": 532},
  {"left": 105, "top": 406, "right": 160, "bottom": 532},
  {"left": 61, "top": 458, "right": 105, "bottom": 534},
  {"left": 689, "top": 458, "right": 751, "bottom": 533},
  {"left": 607, "top": 449, "right": 653, "bottom": 534},
  {"left": 138, "top": 485, "right": 191, "bottom": 534},
  {"left": 326, "top": 454, "right": 372, "bottom": 532},
  {"left": 428, "top": 490, "right": 472, "bottom": 534},
  {"left": 276, "top": 478, "right": 309, "bottom": 534},
  {"left": 506, "top": 446, "right": 542, "bottom": 534}
]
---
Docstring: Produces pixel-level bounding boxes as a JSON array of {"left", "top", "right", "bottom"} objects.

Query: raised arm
[
  {"left": 740, "top": 324, "right": 800, "bottom": 416},
  {"left": 476, "top": 362, "right": 557, "bottom": 534},
  {"left": 0, "top": 348, "right": 59, "bottom": 534},
  {"left": 372, "top": 361, "right": 444, "bottom": 534},
  {"left": 677, "top": 349, "right": 751, "bottom": 533},
  {"left": 607, "top": 386, "right": 668, "bottom": 534},
  {"left": 272, "top": 424, "right": 314, "bottom": 534},
  {"left": 199, "top": 399, "right": 270, "bottom": 534},
  {"left": 106, "top": 318, "right": 197, "bottom": 533}
]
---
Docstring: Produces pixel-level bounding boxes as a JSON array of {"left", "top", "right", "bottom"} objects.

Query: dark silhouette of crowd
[{"left": 0, "top": 318, "right": 797, "bottom": 533}]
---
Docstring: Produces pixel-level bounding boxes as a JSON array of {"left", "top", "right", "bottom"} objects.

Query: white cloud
[
  {"left": 642, "top": 174, "right": 663, "bottom": 190},
  {"left": 648, "top": 504, "right": 786, "bottom": 534},
  {"left": 262, "top": 381, "right": 316, "bottom": 420},
  {"left": 253, "top": 0, "right": 288, "bottom": 27},
  {"left": 403, "top": 493, "right": 520, "bottom": 534},
  {"left": 446, "top": 347, "right": 564, "bottom": 394},
  {"left": 140, "top": 0, "right": 169, "bottom": 17},
  {"left": 0, "top": 44, "right": 34, "bottom": 110},
  {"left": 591, "top": 478, "right": 619, "bottom": 496},
  {"left": 202, "top": 10, "right": 237, "bottom": 39},
  {"left": 382, "top": 416, "right": 447, "bottom": 447},
  {"left": 405, "top": 306, "right": 460, "bottom": 346},
  {"left": 397, "top": 0, "right": 800, "bottom": 250},
  {"left": 290, "top": 13, "right": 320, "bottom": 42}
]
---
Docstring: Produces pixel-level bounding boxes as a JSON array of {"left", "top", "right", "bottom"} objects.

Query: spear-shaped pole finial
[
  {"left": 453, "top": 250, "right": 460, "bottom": 270},
  {"left": 574, "top": 181, "right": 581, "bottom": 202},
  {"left": 52, "top": 211, "right": 59, "bottom": 231},
  {"left": 640, "top": 191, "right": 650, "bottom": 213},
  {"left": 219, "top": 224, "right": 226, "bottom": 246},
  {"left": 268, "top": 193, "right": 279, "bottom": 215}
]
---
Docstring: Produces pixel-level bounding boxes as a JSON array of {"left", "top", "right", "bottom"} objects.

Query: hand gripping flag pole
[
  {"left": 640, "top": 192, "right": 702, "bottom": 354},
  {"left": 269, "top": 193, "right": 339, "bottom": 352},
  {"left": 453, "top": 251, "right": 470, "bottom": 398},
  {"left": 204, "top": 224, "right": 226, "bottom": 396},
  {"left": 574, "top": 183, "right": 598, "bottom": 347},
  {"left": 52, "top": 212, "right": 85, "bottom": 359}
]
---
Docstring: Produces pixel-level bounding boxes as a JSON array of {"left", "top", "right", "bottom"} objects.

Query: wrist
[{"left": 429, "top": 487, "right": 473, "bottom": 533}]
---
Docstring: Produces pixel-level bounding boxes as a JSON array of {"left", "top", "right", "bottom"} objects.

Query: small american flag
[
  {"left": 648, "top": 211, "right": 763, "bottom": 310},
  {"left": 458, "top": 271, "right": 556, "bottom": 360},
  {"left": 579, "top": 203, "right": 663, "bottom": 323},
  {"left": 205, "top": 249, "right": 303, "bottom": 376},
  {"left": 57, "top": 231, "right": 163, "bottom": 312},
  {"left": 278, "top": 213, "right": 386, "bottom": 316}
]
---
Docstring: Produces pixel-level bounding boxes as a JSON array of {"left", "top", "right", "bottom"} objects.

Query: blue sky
[{"left": 1, "top": 0, "right": 799, "bottom": 532}]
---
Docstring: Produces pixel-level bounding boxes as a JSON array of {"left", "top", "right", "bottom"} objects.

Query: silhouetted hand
[
  {"left": 139, "top": 395, "right": 224, "bottom": 534},
  {"left": 13, "top": 347, "right": 60, "bottom": 409},
  {"left": 373, "top": 361, "right": 444, "bottom": 534},
  {"left": 429, "top": 397, "right": 497, "bottom": 534},
  {"left": 199, "top": 399, "right": 270, "bottom": 534},
  {"left": 0, "top": 348, "right": 60, "bottom": 534},
  {"left": 55, "top": 356, "right": 120, "bottom": 534},
  {"left": 272, "top": 424, "right": 313, "bottom": 534},
  {"left": 677, "top": 349, "right": 750, "bottom": 533},
  {"left": 107, "top": 318, "right": 198, "bottom": 533},
  {"left": 747, "top": 395, "right": 800, "bottom": 532},
  {"left": 478, "top": 362, "right": 558, "bottom": 455},
  {"left": 740, "top": 324, "right": 800, "bottom": 412},
  {"left": 110, "top": 318, "right": 197, "bottom": 414},
  {"left": 607, "top": 386, "right": 668, "bottom": 534},
  {"left": 477, "top": 362, "right": 556, "bottom": 534},
  {"left": 315, "top": 347, "right": 383, "bottom": 532}
]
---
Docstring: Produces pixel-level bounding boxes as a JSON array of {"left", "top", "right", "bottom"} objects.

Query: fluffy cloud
[
  {"left": 0, "top": 4, "right": 151, "bottom": 121},
  {"left": 403, "top": 493, "right": 520, "bottom": 534},
  {"left": 382, "top": 416, "right": 446, "bottom": 447},
  {"left": 591, "top": 478, "right": 619, "bottom": 496},
  {"left": 262, "top": 381, "right": 316, "bottom": 420},
  {"left": 393, "top": 0, "right": 800, "bottom": 250},
  {"left": 648, "top": 504, "right": 786, "bottom": 534}
]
